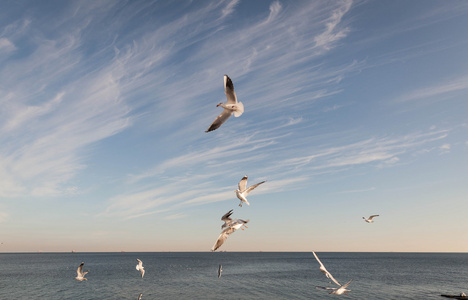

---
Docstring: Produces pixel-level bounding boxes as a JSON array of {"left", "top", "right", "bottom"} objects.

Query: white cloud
[
  {"left": 261, "top": 1, "right": 283, "bottom": 26},
  {"left": 395, "top": 75, "right": 468, "bottom": 102},
  {"left": 439, "top": 143, "right": 451, "bottom": 154},
  {"left": 0, "top": 28, "right": 131, "bottom": 197},
  {"left": 313, "top": 0, "right": 352, "bottom": 51},
  {"left": 221, "top": 0, "right": 240, "bottom": 19},
  {"left": 323, "top": 104, "right": 345, "bottom": 112},
  {"left": 102, "top": 126, "right": 449, "bottom": 219},
  {"left": 0, "top": 38, "right": 15, "bottom": 53}
]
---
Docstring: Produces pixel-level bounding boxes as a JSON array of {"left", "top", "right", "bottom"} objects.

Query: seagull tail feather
[{"left": 233, "top": 102, "right": 244, "bottom": 117}]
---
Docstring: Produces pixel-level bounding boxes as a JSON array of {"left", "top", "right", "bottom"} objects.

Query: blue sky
[{"left": 0, "top": 0, "right": 467, "bottom": 252}]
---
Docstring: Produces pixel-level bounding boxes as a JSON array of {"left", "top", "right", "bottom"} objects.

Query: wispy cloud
[
  {"left": 439, "top": 143, "right": 451, "bottom": 154},
  {"left": 275, "top": 129, "right": 449, "bottom": 174},
  {"left": 102, "top": 123, "right": 449, "bottom": 219},
  {"left": 313, "top": 0, "right": 352, "bottom": 51},
  {"left": 395, "top": 75, "right": 468, "bottom": 102},
  {"left": 0, "top": 38, "right": 15, "bottom": 53},
  {"left": 221, "top": 0, "right": 240, "bottom": 19},
  {"left": 0, "top": 18, "right": 131, "bottom": 197}
]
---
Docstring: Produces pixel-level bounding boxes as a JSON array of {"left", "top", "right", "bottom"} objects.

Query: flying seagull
[
  {"left": 136, "top": 259, "right": 145, "bottom": 278},
  {"left": 205, "top": 75, "right": 244, "bottom": 132},
  {"left": 218, "top": 264, "right": 223, "bottom": 278},
  {"left": 221, "top": 209, "right": 235, "bottom": 229},
  {"left": 316, "top": 279, "right": 353, "bottom": 295},
  {"left": 363, "top": 215, "right": 379, "bottom": 223},
  {"left": 312, "top": 251, "right": 341, "bottom": 286},
  {"left": 235, "top": 175, "right": 266, "bottom": 207},
  {"left": 75, "top": 262, "right": 89, "bottom": 281},
  {"left": 211, "top": 218, "right": 249, "bottom": 251},
  {"left": 138, "top": 293, "right": 143, "bottom": 300}
]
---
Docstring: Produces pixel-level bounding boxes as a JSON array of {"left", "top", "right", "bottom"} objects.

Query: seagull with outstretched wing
[
  {"left": 363, "top": 215, "right": 379, "bottom": 223},
  {"left": 206, "top": 75, "right": 244, "bottom": 132},
  {"left": 235, "top": 175, "right": 266, "bottom": 207},
  {"left": 211, "top": 218, "right": 249, "bottom": 251},
  {"left": 75, "top": 262, "right": 89, "bottom": 281},
  {"left": 312, "top": 251, "right": 341, "bottom": 286},
  {"left": 136, "top": 258, "right": 145, "bottom": 278},
  {"left": 316, "top": 279, "right": 353, "bottom": 295}
]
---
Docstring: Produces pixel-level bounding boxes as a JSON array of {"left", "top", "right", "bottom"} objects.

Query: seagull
[
  {"left": 235, "top": 175, "right": 266, "bottom": 207},
  {"left": 363, "top": 215, "right": 379, "bottom": 223},
  {"left": 316, "top": 279, "right": 353, "bottom": 295},
  {"left": 312, "top": 251, "right": 341, "bottom": 286},
  {"left": 138, "top": 293, "right": 143, "bottom": 300},
  {"left": 221, "top": 209, "right": 234, "bottom": 229},
  {"left": 205, "top": 75, "right": 244, "bottom": 132},
  {"left": 211, "top": 219, "right": 249, "bottom": 251},
  {"left": 136, "top": 259, "right": 145, "bottom": 278},
  {"left": 75, "top": 262, "right": 89, "bottom": 281},
  {"left": 218, "top": 264, "right": 223, "bottom": 278}
]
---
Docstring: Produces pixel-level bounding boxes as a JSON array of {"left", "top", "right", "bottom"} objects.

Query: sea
[{"left": 0, "top": 252, "right": 466, "bottom": 299}]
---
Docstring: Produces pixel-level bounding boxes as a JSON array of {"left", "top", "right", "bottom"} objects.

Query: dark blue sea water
[{"left": 0, "top": 252, "right": 466, "bottom": 299}]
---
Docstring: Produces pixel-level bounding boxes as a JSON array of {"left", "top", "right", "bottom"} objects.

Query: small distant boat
[
  {"left": 72, "top": 250, "right": 76, "bottom": 253},
  {"left": 441, "top": 295, "right": 468, "bottom": 299}
]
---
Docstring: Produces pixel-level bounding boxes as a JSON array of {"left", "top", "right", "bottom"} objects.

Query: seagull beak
[{"left": 216, "top": 103, "right": 221, "bottom": 107}]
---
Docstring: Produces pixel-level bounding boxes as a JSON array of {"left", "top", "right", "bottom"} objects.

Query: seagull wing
[
  {"left": 211, "top": 230, "right": 231, "bottom": 251},
  {"left": 327, "top": 271, "right": 342, "bottom": 286},
  {"left": 312, "top": 251, "right": 325, "bottom": 268},
  {"left": 77, "top": 262, "right": 85, "bottom": 276},
  {"left": 315, "top": 286, "right": 336, "bottom": 291},
  {"left": 224, "top": 75, "right": 237, "bottom": 104},
  {"left": 368, "top": 215, "right": 379, "bottom": 220},
  {"left": 313, "top": 252, "right": 341, "bottom": 286},
  {"left": 237, "top": 219, "right": 249, "bottom": 225},
  {"left": 206, "top": 109, "right": 233, "bottom": 132},
  {"left": 244, "top": 181, "right": 266, "bottom": 196},
  {"left": 238, "top": 176, "right": 248, "bottom": 192},
  {"left": 341, "top": 279, "right": 353, "bottom": 289},
  {"left": 136, "top": 259, "right": 143, "bottom": 270},
  {"left": 221, "top": 210, "right": 234, "bottom": 222}
]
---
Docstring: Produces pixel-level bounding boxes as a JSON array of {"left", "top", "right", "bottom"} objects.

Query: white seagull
[
  {"left": 221, "top": 209, "right": 234, "bottom": 229},
  {"left": 211, "top": 219, "right": 249, "bottom": 251},
  {"left": 136, "top": 259, "right": 145, "bottom": 278},
  {"left": 75, "top": 262, "right": 89, "bottom": 281},
  {"left": 316, "top": 279, "right": 353, "bottom": 295},
  {"left": 235, "top": 175, "right": 266, "bottom": 207},
  {"left": 218, "top": 264, "right": 223, "bottom": 278},
  {"left": 205, "top": 75, "right": 244, "bottom": 132},
  {"left": 363, "top": 215, "right": 379, "bottom": 223},
  {"left": 312, "top": 251, "right": 341, "bottom": 286}
]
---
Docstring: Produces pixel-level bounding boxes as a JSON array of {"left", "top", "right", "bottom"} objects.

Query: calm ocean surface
[{"left": 0, "top": 252, "right": 466, "bottom": 299}]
